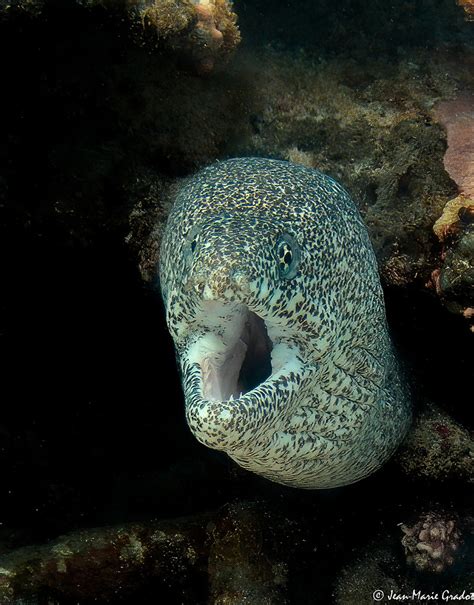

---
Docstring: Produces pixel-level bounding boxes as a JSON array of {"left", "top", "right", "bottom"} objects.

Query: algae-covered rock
[
  {"left": 438, "top": 224, "right": 474, "bottom": 312},
  {"left": 125, "top": 169, "right": 175, "bottom": 282},
  {"left": 231, "top": 48, "right": 469, "bottom": 287},
  {"left": 431, "top": 197, "right": 474, "bottom": 328},
  {"left": 0, "top": 516, "right": 210, "bottom": 602},
  {"left": 396, "top": 404, "right": 474, "bottom": 482},
  {"left": 0, "top": 502, "right": 292, "bottom": 603},
  {"left": 0, "top": 0, "right": 240, "bottom": 72}
]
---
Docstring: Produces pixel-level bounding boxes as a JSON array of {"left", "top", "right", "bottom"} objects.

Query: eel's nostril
[
  {"left": 184, "top": 273, "right": 205, "bottom": 296},
  {"left": 231, "top": 269, "right": 246, "bottom": 285},
  {"left": 230, "top": 269, "right": 251, "bottom": 294}
]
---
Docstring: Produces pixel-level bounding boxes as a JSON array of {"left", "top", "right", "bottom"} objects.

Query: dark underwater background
[{"left": 0, "top": 0, "right": 472, "bottom": 602}]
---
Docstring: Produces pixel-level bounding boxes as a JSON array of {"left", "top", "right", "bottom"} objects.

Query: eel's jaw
[
  {"left": 187, "top": 305, "right": 273, "bottom": 402},
  {"left": 180, "top": 302, "right": 304, "bottom": 453}
]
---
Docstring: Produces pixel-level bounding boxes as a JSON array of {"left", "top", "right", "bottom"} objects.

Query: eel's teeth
[{"left": 228, "top": 394, "right": 234, "bottom": 401}]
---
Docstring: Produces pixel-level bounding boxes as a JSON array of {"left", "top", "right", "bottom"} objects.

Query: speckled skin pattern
[{"left": 159, "top": 158, "right": 411, "bottom": 489}]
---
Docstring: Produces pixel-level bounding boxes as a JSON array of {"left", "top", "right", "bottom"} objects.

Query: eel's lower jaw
[
  {"left": 183, "top": 343, "right": 301, "bottom": 453},
  {"left": 182, "top": 308, "right": 304, "bottom": 452}
]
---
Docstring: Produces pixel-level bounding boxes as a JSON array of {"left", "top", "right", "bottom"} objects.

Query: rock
[
  {"left": 208, "top": 503, "right": 288, "bottom": 605},
  {"left": 437, "top": 222, "right": 474, "bottom": 320},
  {"left": 129, "top": 47, "right": 474, "bottom": 291},
  {"left": 334, "top": 544, "right": 402, "bottom": 605},
  {"left": 396, "top": 404, "right": 474, "bottom": 482},
  {"left": 125, "top": 169, "right": 175, "bottom": 282},
  {"left": 0, "top": 515, "right": 209, "bottom": 602},
  {"left": 0, "top": 503, "right": 292, "bottom": 603},
  {"left": 430, "top": 195, "right": 474, "bottom": 329}
]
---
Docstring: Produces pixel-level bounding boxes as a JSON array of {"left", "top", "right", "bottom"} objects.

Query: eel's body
[{"left": 159, "top": 158, "right": 411, "bottom": 489}]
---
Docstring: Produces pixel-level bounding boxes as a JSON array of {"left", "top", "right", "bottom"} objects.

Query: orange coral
[
  {"left": 458, "top": 0, "right": 474, "bottom": 20},
  {"left": 191, "top": 0, "right": 241, "bottom": 73}
]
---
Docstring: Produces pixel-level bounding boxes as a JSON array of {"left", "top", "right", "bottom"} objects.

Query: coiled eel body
[{"left": 159, "top": 158, "right": 411, "bottom": 489}]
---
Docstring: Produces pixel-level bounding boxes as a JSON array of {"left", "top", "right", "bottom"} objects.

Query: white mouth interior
[{"left": 188, "top": 304, "right": 273, "bottom": 402}]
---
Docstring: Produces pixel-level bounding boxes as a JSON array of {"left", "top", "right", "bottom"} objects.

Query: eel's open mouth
[{"left": 188, "top": 303, "right": 273, "bottom": 402}]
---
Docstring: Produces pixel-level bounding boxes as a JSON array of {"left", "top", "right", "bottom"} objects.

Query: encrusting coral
[
  {"left": 433, "top": 196, "right": 474, "bottom": 243},
  {"left": 431, "top": 94, "right": 474, "bottom": 328},
  {"left": 401, "top": 512, "right": 463, "bottom": 573},
  {"left": 458, "top": 0, "right": 474, "bottom": 20},
  {"left": 435, "top": 94, "right": 474, "bottom": 198}
]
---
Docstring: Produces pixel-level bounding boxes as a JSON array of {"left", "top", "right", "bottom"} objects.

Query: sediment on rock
[
  {"left": 0, "top": 516, "right": 209, "bottom": 602},
  {"left": 396, "top": 403, "right": 474, "bottom": 482},
  {"left": 208, "top": 503, "right": 288, "bottom": 604},
  {"left": 429, "top": 94, "right": 474, "bottom": 327},
  {"left": 0, "top": 503, "right": 291, "bottom": 603}
]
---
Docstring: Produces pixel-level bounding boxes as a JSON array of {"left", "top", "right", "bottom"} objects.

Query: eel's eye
[
  {"left": 183, "top": 225, "right": 201, "bottom": 269},
  {"left": 276, "top": 233, "right": 300, "bottom": 279},
  {"left": 186, "top": 225, "right": 201, "bottom": 256}
]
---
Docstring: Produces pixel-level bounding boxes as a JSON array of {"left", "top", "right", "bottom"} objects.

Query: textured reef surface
[{"left": 0, "top": 0, "right": 472, "bottom": 602}]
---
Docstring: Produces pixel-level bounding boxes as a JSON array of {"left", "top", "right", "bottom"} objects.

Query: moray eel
[{"left": 159, "top": 158, "right": 411, "bottom": 489}]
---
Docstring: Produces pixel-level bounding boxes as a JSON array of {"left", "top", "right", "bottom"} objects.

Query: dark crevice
[{"left": 238, "top": 312, "right": 273, "bottom": 395}]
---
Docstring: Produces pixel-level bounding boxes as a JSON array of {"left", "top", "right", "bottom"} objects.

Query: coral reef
[
  {"left": 0, "top": 0, "right": 240, "bottom": 72},
  {"left": 131, "top": 47, "right": 474, "bottom": 294},
  {"left": 396, "top": 404, "right": 474, "bottom": 482},
  {"left": 136, "top": 0, "right": 240, "bottom": 72},
  {"left": 0, "top": 0, "right": 473, "bottom": 600},
  {"left": 401, "top": 512, "right": 463, "bottom": 573},
  {"left": 138, "top": 0, "right": 196, "bottom": 38}
]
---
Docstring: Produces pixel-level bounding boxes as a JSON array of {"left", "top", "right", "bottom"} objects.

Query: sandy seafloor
[{"left": 0, "top": 0, "right": 472, "bottom": 602}]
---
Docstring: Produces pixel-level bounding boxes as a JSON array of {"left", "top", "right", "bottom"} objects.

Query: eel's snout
[{"left": 186, "top": 267, "right": 252, "bottom": 302}]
